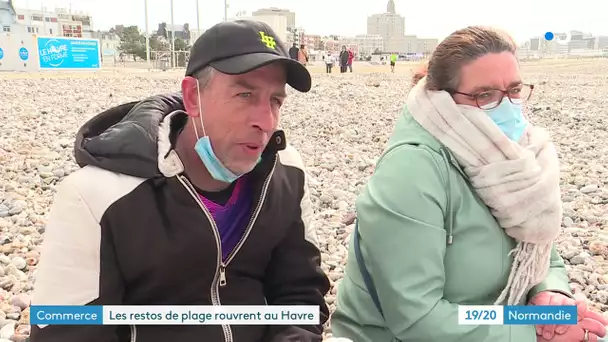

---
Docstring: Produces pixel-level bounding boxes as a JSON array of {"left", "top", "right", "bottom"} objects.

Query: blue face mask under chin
[
  {"left": 483, "top": 97, "right": 528, "bottom": 142},
  {"left": 194, "top": 131, "right": 263, "bottom": 184},
  {"left": 194, "top": 136, "right": 242, "bottom": 183}
]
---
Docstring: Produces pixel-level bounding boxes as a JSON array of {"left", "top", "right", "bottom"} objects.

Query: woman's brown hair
[{"left": 411, "top": 26, "right": 517, "bottom": 91}]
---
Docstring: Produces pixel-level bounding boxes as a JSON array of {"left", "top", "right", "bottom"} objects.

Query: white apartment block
[
  {"left": 343, "top": 34, "right": 384, "bottom": 55},
  {"left": 252, "top": 7, "right": 295, "bottom": 30},
  {"left": 2, "top": 5, "right": 95, "bottom": 38},
  {"left": 229, "top": 14, "right": 288, "bottom": 46},
  {"left": 286, "top": 27, "right": 305, "bottom": 48},
  {"left": 367, "top": 13, "right": 405, "bottom": 41},
  {"left": 367, "top": 0, "right": 404, "bottom": 40}
]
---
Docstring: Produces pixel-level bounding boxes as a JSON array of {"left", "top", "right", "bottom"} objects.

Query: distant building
[
  {"left": 323, "top": 39, "right": 342, "bottom": 53},
  {"left": 64, "top": 9, "right": 94, "bottom": 37},
  {"left": 0, "top": 0, "right": 16, "bottom": 32},
  {"left": 529, "top": 37, "right": 541, "bottom": 51},
  {"left": 581, "top": 37, "right": 596, "bottom": 50},
  {"left": 252, "top": 7, "right": 295, "bottom": 30},
  {"left": 417, "top": 37, "right": 438, "bottom": 54},
  {"left": 156, "top": 23, "right": 197, "bottom": 44},
  {"left": 301, "top": 33, "right": 322, "bottom": 50},
  {"left": 285, "top": 27, "right": 304, "bottom": 48},
  {"left": 367, "top": 0, "right": 405, "bottom": 43},
  {"left": 522, "top": 30, "right": 608, "bottom": 56},
  {"left": 546, "top": 40, "right": 569, "bottom": 55},
  {"left": 229, "top": 14, "right": 287, "bottom": 46},
  {"left": 384, "top": 35, "right": 437, "bottom": 54},
  {"left": 2, "top": 4, "right": 95, "bottom": 38},
  {"left": 386, "top": 0, "right": 396, "bottom": 13},
  {"left": 91, "top": 30, "right": 120, "bottom": 57},
  {"left": 342, "top": 34, "right": 384, "bottom": 55},
  {"left": 597, "top": 36, "right": 608, "bottom": 50},
  {"left": 366, "top": 0, "right": 437, "bottom": 54},
  {"left": 324, "top": 38, "right": 359, "bottom": 56}
]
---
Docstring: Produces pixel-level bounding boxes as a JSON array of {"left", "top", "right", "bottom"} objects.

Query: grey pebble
[
  {"left": 570, "top": 254, "right": 589, "bottom": 265},
  {"left": 594, "top": 291, "right": 608, "bottom": 304},
  {"left": 9, "top": 295, "right": 29, "bottom": 311},
  {"left": 9, "top": 259, "right": 25, "bottom": 271},
  {"left": 0, "top": 321, "right": 13, "bottom": 339},
  {"left": 0, "top": 320, "right": 14, "bottom": 330},
  {"left": 4, "top": 313, "right": 18, "bottom": 321},
  {"left": 581, "top": 184, "right": 600, "bottom": 194},
  {"left": 7, "top": 207, "right": 23, "bottom": 216},
  {"left": 52, "top": 169, "right": 65, "bottom": 177}
]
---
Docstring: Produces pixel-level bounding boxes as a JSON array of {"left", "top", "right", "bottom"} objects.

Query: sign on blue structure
[
  {"left": 19, "top": 47, "right": 28, "bottom": 60},
  {"left": 37, "top": 37, "right": 100, "bottom": 69}
]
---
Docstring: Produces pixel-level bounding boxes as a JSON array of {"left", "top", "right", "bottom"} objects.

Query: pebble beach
[{"left": 0, "top": 59, "right": 608, "bottom": 340}]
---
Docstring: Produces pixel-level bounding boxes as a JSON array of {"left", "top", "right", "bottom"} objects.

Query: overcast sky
[{"left": 12, "top": 0, "right": 608, "bottom": 44}]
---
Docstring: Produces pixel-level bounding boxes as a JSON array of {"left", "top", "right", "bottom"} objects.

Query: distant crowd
[
  {"left": 288, "top": 43, "right": 399, "bottom": 74},
  {"left": 288, "top": 43, "right": 354, "bottom": 74}
]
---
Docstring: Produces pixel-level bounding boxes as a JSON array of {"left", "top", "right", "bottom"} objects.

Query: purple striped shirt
[{"left": 199, "top": 177, "right": 252, "bottom": 262}]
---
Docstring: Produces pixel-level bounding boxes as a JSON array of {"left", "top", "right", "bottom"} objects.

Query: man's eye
[{"left": 237, "top": 92, "right": 252, "bottom": 98}]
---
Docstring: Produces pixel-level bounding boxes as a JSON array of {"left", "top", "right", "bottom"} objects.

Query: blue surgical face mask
[
  {"left": 194, "top": 136, "right": 242, "bottom": 183},
  {"left": 482, "top": 97, "right": 528, "bottom": 142},
  {"left": 192, "top": 80, "right": 261, "bottom": 184}
]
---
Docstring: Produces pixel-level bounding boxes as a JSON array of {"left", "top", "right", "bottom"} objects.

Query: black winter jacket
[
  {"left": 339, "top": 51, "right": 349, "bottom": 66},
  {"left": 289, "top": 46, "right": 299, "bottom": 60},
  {"left": 29, "top": 93, "right": 331, "bottom": 342}
]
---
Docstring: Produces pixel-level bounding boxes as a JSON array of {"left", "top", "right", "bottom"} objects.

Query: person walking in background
[
  {"left": 339, "top": 45, "right": 349, "bottom": 73},
  {"left": 389, "top": 52, "right": 397, "bottom": 72},
  {"left": 30, "top": 19, "right": 330, "bottom": 342},
  {"left": 324, "top": 51, "right": 335, "bottom": 73},
  {"left": 347, "top": 48, "right": 354, "bottom": 72},
  {"left": 298, "top": 44, "right": 309, "bottom": 66},
  {"left": 330, "top": 25, "right": 608, "bottom": 342},
  {"left": 289, "top": 42, "right": 299, "bottom": 60}
]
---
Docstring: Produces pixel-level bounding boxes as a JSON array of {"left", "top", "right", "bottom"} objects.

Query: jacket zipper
[
  {"left": 175, "top": 154, "right": 277, "bottom": 342},
  {"left": 130, "top": 325, "right": 137, "bottom": 342},
  {"left": 221, "top": 156, "right": 277, "bottom": 276},
  {"left": 177, "top": 175, "right": 231, "bottom": 342}
]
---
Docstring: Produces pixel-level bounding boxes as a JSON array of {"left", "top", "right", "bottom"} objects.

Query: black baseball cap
[{"left": 185, "top": 20, "right": 311, "bottom": 92}]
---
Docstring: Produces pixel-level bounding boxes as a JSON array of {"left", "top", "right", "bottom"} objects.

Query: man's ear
[{"left": 181, "top": 76, "right": 200, "bottom": 118}]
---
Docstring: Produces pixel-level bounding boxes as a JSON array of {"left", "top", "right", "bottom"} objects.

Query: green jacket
[{"left": 330, "top": 108, "right": 573, "bottom": 342}]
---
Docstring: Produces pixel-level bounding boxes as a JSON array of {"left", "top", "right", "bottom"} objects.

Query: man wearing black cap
[{"left": 30, "top": 20, "right": 330, "bottom": 342}]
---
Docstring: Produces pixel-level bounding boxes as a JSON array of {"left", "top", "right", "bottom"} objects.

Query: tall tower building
[
  {"left": 386, "top": 0, "right": 396, "bottom": 14},
  {"left": 367, "top": 0, "right": 405, "bottom": 40}
]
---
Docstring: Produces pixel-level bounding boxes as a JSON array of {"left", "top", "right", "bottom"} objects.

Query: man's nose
[{"left": 251, "top": 101, "right": 277, "bottom": 133}]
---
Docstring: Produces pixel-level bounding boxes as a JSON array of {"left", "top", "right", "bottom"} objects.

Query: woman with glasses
[{"left": 329, "top": 26, "right": 608, "bottom": 342}]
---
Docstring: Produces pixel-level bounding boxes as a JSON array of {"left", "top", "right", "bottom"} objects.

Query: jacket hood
[
  {"left": 387, "top": 107, "right": 444, "bottom": 153},
  {"left": 387, "top": 106, "right": 466, "bottom": 179},
  {"left": 74, "top": 93, "right": 186, "bottom": 179}
]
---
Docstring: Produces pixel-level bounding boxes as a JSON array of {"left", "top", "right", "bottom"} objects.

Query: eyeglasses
[{"left": 450, "top": 84, "right": 535, "bottom": 110}]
